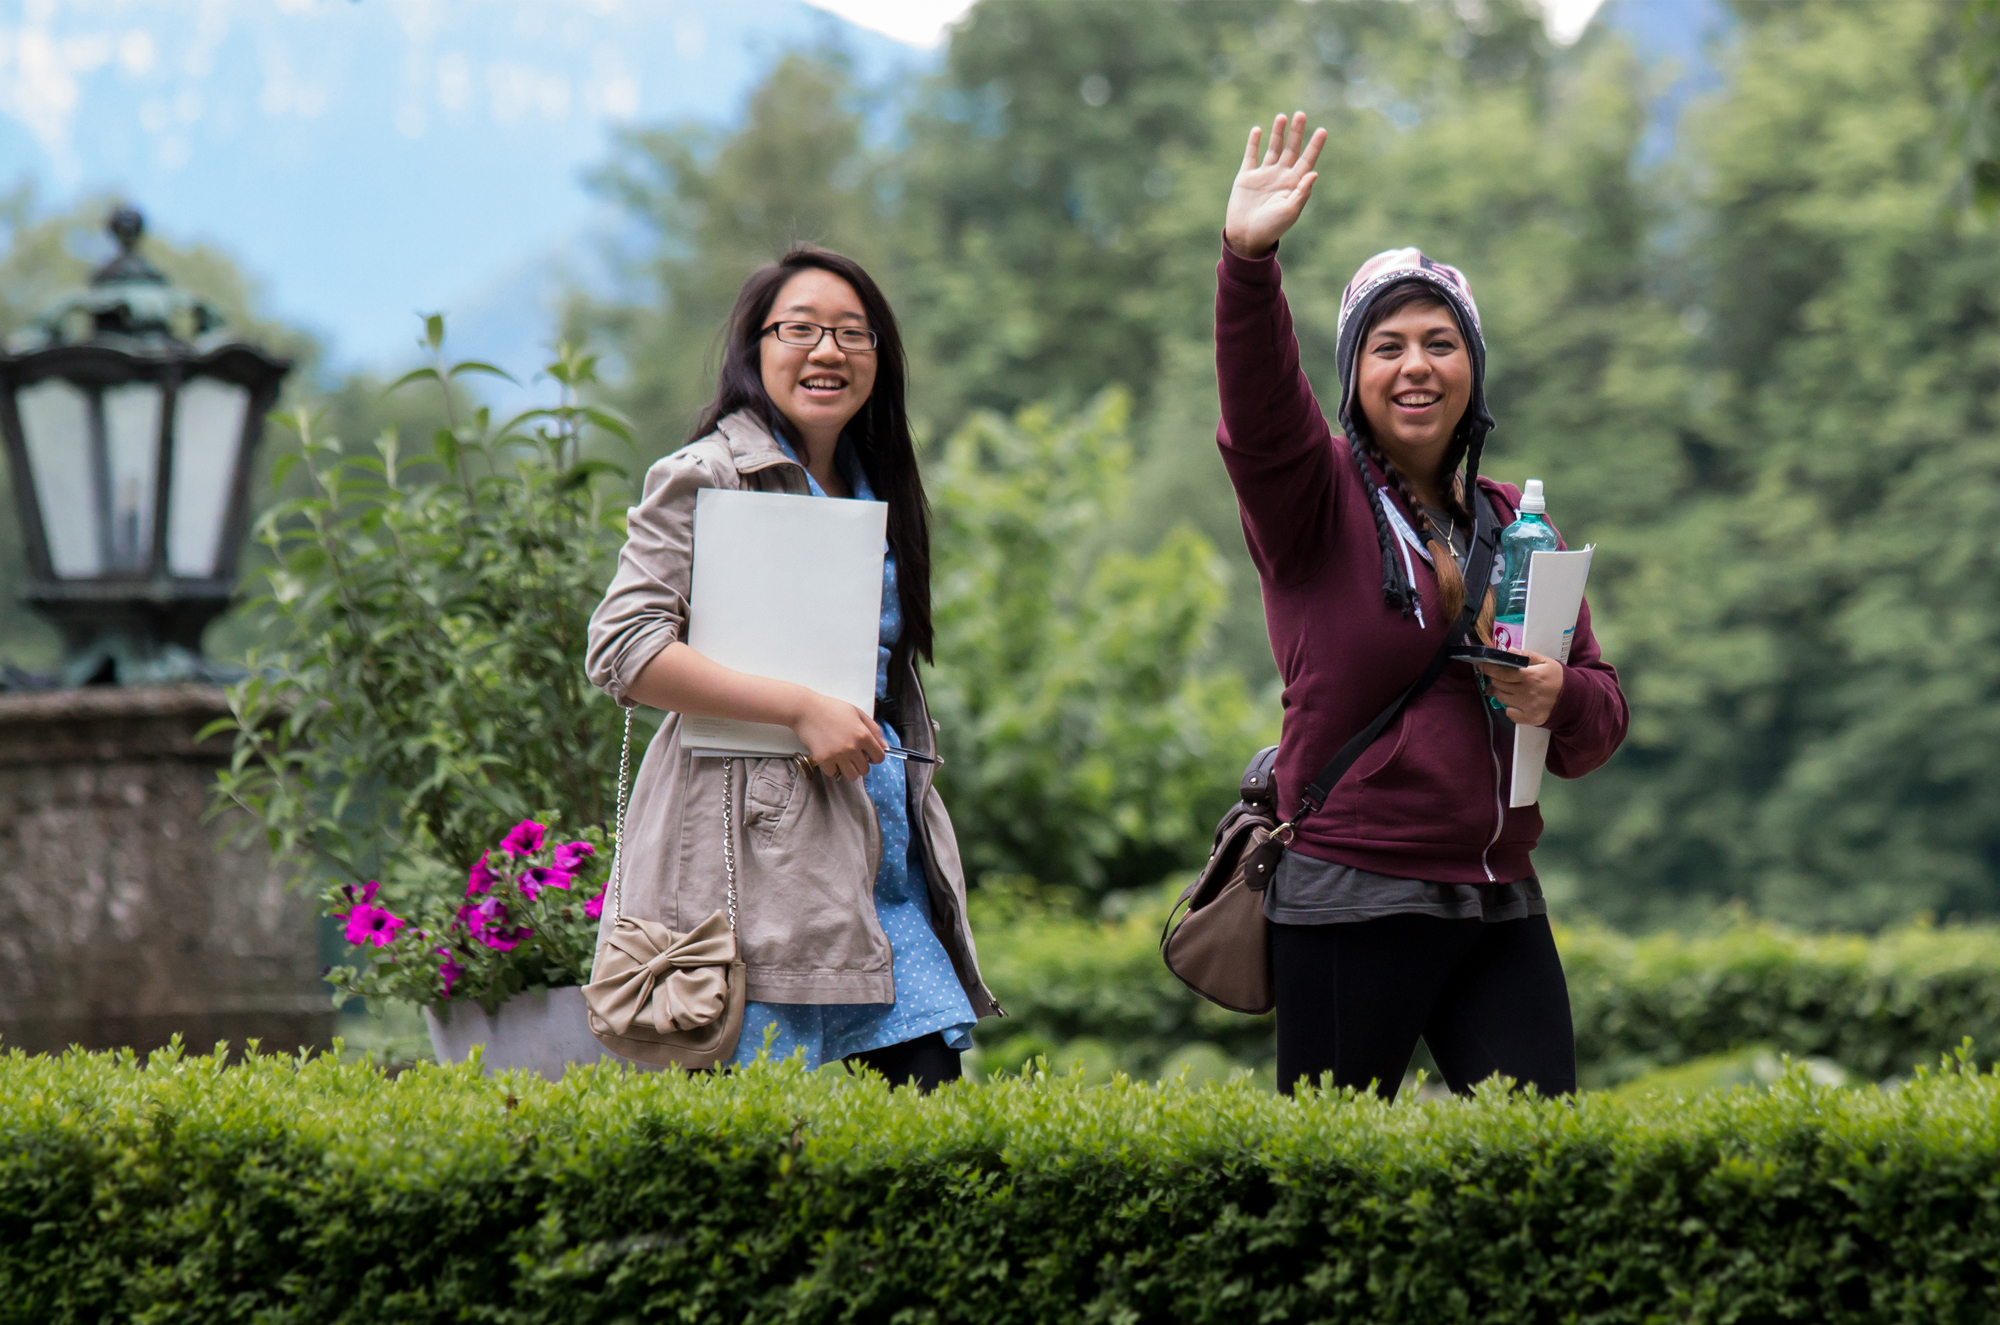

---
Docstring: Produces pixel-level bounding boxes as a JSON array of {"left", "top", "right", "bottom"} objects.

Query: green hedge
[
  {"left": 5, "top": 1044, "right": 2000, "bottom": 1322},
  {"left": 971, "top": 887, "right": 2000, "bottom": 1086}
]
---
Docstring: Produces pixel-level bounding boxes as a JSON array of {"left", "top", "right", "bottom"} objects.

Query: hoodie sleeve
[{"left": 1214, "top": 240, "right": 1346, "bottom": 586}]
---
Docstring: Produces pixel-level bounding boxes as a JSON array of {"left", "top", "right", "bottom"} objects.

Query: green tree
[
  {"left": 928, "top": 391, "right": 1272, "bottom": 894},
  {"left": 1561, "top": 0, "right": 2000, "bottom": 927}
]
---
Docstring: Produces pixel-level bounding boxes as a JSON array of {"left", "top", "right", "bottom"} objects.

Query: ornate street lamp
[{"left": 0, "top": 206, "right": 291, "bottom": 685}]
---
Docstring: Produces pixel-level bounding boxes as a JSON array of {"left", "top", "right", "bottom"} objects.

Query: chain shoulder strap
[
  {"left": 605, "top": 706, "right": 737, "bottom": 935},
  {"left": 608, "top": 706, "right": 635, "bottom": 921}
]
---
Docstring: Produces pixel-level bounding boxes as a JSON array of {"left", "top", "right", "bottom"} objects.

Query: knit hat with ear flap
[{"left": 1332, "top": 247, "right": 1497, "bottom": 619}]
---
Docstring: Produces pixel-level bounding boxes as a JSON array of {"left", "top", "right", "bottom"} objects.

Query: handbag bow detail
[{"left": 584, "top": 910, "right": 736, "bottom": 1036}]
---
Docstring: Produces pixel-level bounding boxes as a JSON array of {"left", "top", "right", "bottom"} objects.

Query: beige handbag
[{"left": 584, "top": 709, "right": 747, "bottom": 1068}]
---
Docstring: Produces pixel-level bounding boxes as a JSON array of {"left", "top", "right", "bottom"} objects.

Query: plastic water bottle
[{"left": 1490, "top": 479, "right": 1559, "bottom": 655}]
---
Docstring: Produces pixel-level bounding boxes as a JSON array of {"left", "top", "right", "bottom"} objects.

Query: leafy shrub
[
  {"left": 927, "top": 391, "right": 1276, "bottom": 897},
  {"left": 1562, "top": 916, "right": 2000, "bottom": 1086},
  {"left": 3, "top": 1042, "right": 1998, "bottom": 1322},
  {"left": 209, "top": 325, "right": 641, "bottom": 1001},
  {"left": 971, "top": 887, "right": 2000, "bottom": 1086}
]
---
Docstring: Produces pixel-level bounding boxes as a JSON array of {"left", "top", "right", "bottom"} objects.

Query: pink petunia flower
[
  {"left": 520, "top": 866, "right": 572, "bottom": 900},
  {"left": 498, "top": 819, "right": 547, "bottom": 858},
  {"left": 465, "top": 852, "right": 498, "bottom": 898},
  {"left": 436, "top": 949, "right": 465, "bottom": 997},
  {"left": 552, "top": 841, "right": 595, "bottom": 872},
  {"left": 343, "top": 904, "right": 403, "bottom": 948},
  {"left": 584, "top": 889, "right": 606, "bottom": 921}
]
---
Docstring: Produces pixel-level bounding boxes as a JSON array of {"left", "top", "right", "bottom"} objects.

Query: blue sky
[{"left": 0, "top": 0, "right": 928, "bottom": 382}]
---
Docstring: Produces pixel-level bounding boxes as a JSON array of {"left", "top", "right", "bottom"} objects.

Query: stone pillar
[{"left": 0, "top": 685, "right": 333, "bottom": 1056}]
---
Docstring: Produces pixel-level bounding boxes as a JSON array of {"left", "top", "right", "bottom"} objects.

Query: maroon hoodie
[{"left": 1214, "top": 242, "right": 1628, "bottom": 883}]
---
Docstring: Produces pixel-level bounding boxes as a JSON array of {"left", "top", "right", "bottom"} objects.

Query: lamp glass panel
[
  {"left": 15, "top": 377, "right": 101, "bottom": 577},
  {"left": 102, "top": 382, "right": 161, "bottom": 573},
  {"left": 167, "top": 376, "right": 249, "bottom": 577}
]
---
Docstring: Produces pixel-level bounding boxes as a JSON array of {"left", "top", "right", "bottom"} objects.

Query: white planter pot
[{"left": 422, "top": 985, "right": 664, "bottom": 1080}]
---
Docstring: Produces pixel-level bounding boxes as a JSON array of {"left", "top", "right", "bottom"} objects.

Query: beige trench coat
[{"left": 584, "top": 410, "right": 999, "bottom": 1016}]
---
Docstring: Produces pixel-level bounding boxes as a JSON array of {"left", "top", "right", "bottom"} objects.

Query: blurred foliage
[
  {"left": 971, "top": 880, "right": 2000, "bottom": 1090},
  {"left": 210, "top": 326, "right": 640, "bottom": 902},
  {"left": 928, "top": 390, "right": 1273, "bottom": 893},
  {"left": 1961, "top": 0, "right": 2000, "bottom": 211}
]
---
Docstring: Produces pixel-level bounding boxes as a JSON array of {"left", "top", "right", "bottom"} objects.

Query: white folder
[
  {"left": 680, "top": 488, "right": 887, "bottom": 759},
  {"left": 1507, "top": 546, "right": 1594, "bottom": 808}
]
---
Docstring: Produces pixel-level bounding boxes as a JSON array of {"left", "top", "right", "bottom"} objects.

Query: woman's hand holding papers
[
  {"left": 629, "top": 642, "right": 886, "bottom": 780},
  {"left": 791, "top": 691, "right": 887, "bottom": 781},
  {"left": 1477, "top": 651, "right": 1566, "bottom": 727}
]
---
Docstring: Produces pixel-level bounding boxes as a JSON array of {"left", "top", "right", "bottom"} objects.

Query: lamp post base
[{"left": 0, "top": 684, "right": 332, "bottom": 1058}]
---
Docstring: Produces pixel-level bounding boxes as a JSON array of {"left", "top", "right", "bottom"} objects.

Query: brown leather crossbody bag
[{"left": 1160, "top": 492, "right": 1499, "bottom": 1014}]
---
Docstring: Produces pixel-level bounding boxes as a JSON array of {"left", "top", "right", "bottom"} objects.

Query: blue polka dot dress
[{"left": 729, "top": 437, "right": 978, "bottom": 1070}]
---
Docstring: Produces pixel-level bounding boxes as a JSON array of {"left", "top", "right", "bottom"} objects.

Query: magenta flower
[
  {"left": 465, "top": 852, "right": 498, "bottom": 898},
  {"left": 476, "top": 923, "right": 530, "bottom": 952},
  {"left": 499, "top": 819, "right": 547, "bottom": 858},
  {"left": 344, "top": 904, "right": 403, "bottom": 948},
  {"left": 552, "top": 840, "right": 595, "bottom": 872},
  {"left": 520, "top": 866, "right": 572, "bottom": 899},
  {"left": 436, "top": 949, "right": 465, "bottom": 997},
  {"left": 457, "top": 896, "right": 529, "bottom": 952},
  {"left": 585, "top": 888, "right": 606, "bottom": 921}
]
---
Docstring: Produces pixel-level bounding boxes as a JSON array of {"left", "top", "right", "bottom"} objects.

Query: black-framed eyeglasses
[{"left": 762, "top": 321, "right": 879, "bottom": 352}]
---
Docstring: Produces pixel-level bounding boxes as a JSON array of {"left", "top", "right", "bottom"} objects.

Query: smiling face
[
  {"left": 1354, "top": 299, "right": 1472, "bottom": 481},
  {"left": 758, "top": 268, "right": 878, "bottom": 451}
]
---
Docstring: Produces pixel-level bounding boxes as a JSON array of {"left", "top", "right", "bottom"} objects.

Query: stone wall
[{"left": 0, "top": 685, "right": 332, "bottom": 1056}]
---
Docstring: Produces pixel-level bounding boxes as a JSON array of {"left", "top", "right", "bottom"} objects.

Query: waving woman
[
  {"left": 585, "top": 247, "right": 998, "bottom": 1091},
  {"left": 1214, "top": 114, "right": 1629, "bottom": 1098}
]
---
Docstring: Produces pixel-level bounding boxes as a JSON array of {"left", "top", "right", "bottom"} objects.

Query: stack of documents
[
  {"left": 680, "top": 488, "right": 887, "bottom": 759},
  {"left": 1508, "top": 547, "right": 1594, "bottom": 808}
]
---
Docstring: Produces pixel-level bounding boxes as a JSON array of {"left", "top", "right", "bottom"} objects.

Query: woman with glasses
[{"left": 586, "top": 247, "right": 998, "bottom": 1091}]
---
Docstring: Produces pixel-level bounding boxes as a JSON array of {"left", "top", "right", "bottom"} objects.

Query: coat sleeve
[
  {"left": 1214, "top": 239, "right": 1347, "bottom": 586},
  {"left": 584, "top": 444, "right": 722, "bottom": 707}
]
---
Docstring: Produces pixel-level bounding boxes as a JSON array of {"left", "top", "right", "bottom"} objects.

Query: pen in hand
[{"left": 795, "top": 744, "right": 941, "bottom": 775}]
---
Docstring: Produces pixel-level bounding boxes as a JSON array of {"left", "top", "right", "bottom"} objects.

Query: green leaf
[
  {"left": 387, "top": 366, "right": 443, "bottom": 395},
  {"left": 447, "top": 361, "right": 519, "bottom": 385}
]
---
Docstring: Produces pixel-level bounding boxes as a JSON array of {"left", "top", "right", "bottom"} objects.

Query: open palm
[{"left": 1224, "top": 112, "right": 1327, "bottom": 259}]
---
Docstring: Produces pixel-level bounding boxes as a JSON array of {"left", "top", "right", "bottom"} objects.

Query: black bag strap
[{"left": 1284, "top": 485, "right": 1502, "bottom": 832}]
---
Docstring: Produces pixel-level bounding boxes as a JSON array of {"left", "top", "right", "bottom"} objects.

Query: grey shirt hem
[{"left": 1263, "top": 851, "right": 1546, "bottom": 926}]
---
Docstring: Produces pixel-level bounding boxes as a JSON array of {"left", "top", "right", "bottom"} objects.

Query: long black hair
[{"left": 689, "top": 246, "right": 933, "bottom": 664}]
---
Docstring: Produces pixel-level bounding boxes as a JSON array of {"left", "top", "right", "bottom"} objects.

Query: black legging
[
  {"left": 844, "top": 1032, "right": 962, "bottom": 1093},
  {"left": 1271, "top": 913, "right": 1576, "bottom": 1099}
]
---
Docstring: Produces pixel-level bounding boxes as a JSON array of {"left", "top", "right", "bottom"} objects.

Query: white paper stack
[
  {"left": 680, "top": 488, "right": 887, "bottom": 758},
  {"left": 1507, "top": 546, "right": 1594, "bottom": 808}
]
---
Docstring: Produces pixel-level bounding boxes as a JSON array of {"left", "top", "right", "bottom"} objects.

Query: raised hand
[{"left": 1223, "top": 111, "right": 1327, "bottom": 260}]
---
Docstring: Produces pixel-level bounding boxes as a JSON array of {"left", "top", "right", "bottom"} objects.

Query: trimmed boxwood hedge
[
  {"left": 971, "top": 887, "right": 2000, "bottom": 1086},
  {"left": 4, "top": 1042, "right": 1999, "bottom": 1322}
]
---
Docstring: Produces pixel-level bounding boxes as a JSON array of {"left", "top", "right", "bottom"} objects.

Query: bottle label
[{"left": 1492, "top": 619, "right": 1527, "bottom": 653}]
